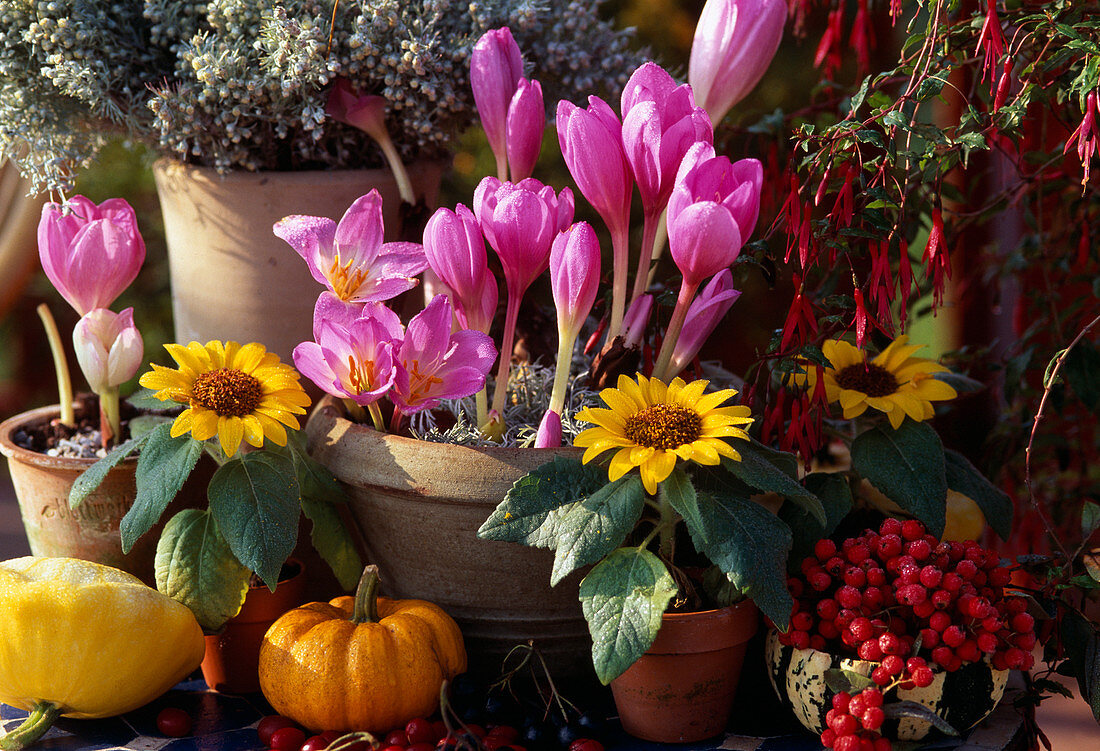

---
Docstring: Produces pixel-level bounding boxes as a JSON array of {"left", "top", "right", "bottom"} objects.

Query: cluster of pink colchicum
[{"left": 281, "top": 0, "right": 787, "bottom": 443}]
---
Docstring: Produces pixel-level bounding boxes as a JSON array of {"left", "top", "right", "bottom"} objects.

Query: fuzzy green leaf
[
  {"left": 825, "top": 668, "right": 876, "bottom": 694},
  {"left": 69, "top": 432, "right": 148, "bottom": 509},
  {"left": 276, "top": 432, "right": 347, "bottom": 503},
  {"left": 120, "top": 425, "right": 203, "bottom": 552},
  {"left": 154, "top": 509, "right": 251, "bottom": 632},
  {"left": 1083, "top": 502, "right": 1100, "bottom": 547},
  {"left": 944, "top": 449, "right": 1013, "bottom": 541},
  {"left": 851, "top": 421, "right": 948, "bottom": 537},
  {"left": 781, "top": 473, "right": 853, "bottom": 570},
  {"left": 883, "top": 702, "right": 959, "bottom": 736},
  {"left": 721, "top": 440, "right": 826, "bottom": 526},
  {"left": 208, "top": 451, "right": 300, "bottom": 588},
  {"left": 662, "top": 467, "right": 705, "bottom": 544},
  {"left": 547, "top": 474, "right": 646, "bottom": 586},
  {"left": 300, "top": 495, "right": 361, "bottom": 591},
  {"left": 579, "top": 548, "right": 677, "bottom": 684}
]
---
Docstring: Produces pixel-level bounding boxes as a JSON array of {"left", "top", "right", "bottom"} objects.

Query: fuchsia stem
[
  {"left": 606, "top": 225, "right": 631, "bottom": 343},
  {"left": 490, "top": 290, "right": 523, "bottom": 419},
  {"left": 653, "top": 279, "right": 700, "bottom": 380},
  {"left": 630, "top": 209, "right": 662, "bottom": 305}
]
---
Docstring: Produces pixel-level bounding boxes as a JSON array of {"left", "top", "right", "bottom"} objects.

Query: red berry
[
  {"left": 1011, "top": 612, "right": 1035, "bottom": 633},
  {"left": 270, "top": 727, "right": 307, "bottom": 751},
  {"left": 912, "top": 666, "right": 935, "bottom": 687},
  {"left": 929, "top": 611, "right": 952, "bottom": 632},
  {"left": 821, "top": 728, "right": 837, "bottom": 748},
  {"left": 383, "top": 730, "right": 409, "bottom": 747},
  {"left": 430, "top": 721, "right": 448, "bottom": 742},
  {"left": 825, "top": 556, "right": 847, "bottom": 575},
  {"left": 907, "top": 539, "right": 932, "bottom": 561},
  {"left": 835, "top": 734, "right": 861, "bottom": 751},
  {"left": 956, "top": 559, "right": 978, "bottom": 580},
  {"left": 977, "top": 632, "right": 999, "bottom": 653},
  {"left": 873, "top": 737, "right": 892, "bottom": 751},
  {"left": 957, "top": 640, "right": 981, "bottom": 663},
  {"left": 862, "top": 586, "right": 885, "bottom": 610},
  {"left": 811, "top": 570, "right": 834, "bottom": 591},
  {"left": 882, "top": 655, "right": 904, "bottom": 675},
  {"left": 849, "top": 617, "right": 874, "bottom": 642},
  {"left": 816, "top": 538, "right": 839, "bottom": 560},
  {"left": 931, "top": 589, "right": 953, "bottom": 610},
  {"left": 833, "top": 692, "right": 852, "bottom": 712},
  {"left": 942, "top": 625, "right": 966, "bottom": 648},
  {"left": 792, "top": 611, "right": 815, "bottom": 631},
  {"left": 901, "top": 520, "right": 925, "bottom": 541},
  {"left": 844, "top": 567, "right": 868, "bottom": 588},
  {"left": 880, "top": 518, "right": 903, "bottom": 536},
  {"left": 878, "top": 633, "right": 901, "bottom": 655},
  {"left": 912, "top": 600, "right": 936, "bottom": 619},
  {"left": 919, "top": 627, "right": 940, "bottom": 648},
  {"left": 156, "top": 708, "right": 192, "bottom": 738},
  {"left": 847, "top": 694, "right": 867, "bottom": 717},
  {"left": 811, "top": 635, "right": 828, "bottom": 651},
  {"left": 861, "top": 707, "right": 885, "bottom": 731},
  {"left": 859, "top": 640, "right": 884, "bottom": 661},
  {"left": 837, "top": 585, "right": 862, "bottom": 610},
  {"left": 846, "top": 544, "right": 871, "bottom": 565},
  {"left": 919, "top": 565, "right": 943, "bottom": 589},
  {"left": 989, "top": 567, "right": 1012, "bottom": 587},
  {"left": 876, "top": 535, "right": 903, "bottom": 560},
  {"left": 791, "top": 629, "right": 811, "bottom": 650},
  {"left": 1013, "top": 632, "right": 1038, "bottom": 650},
  {"left": 833, "top": 714, "right": 859, "bottom": 737},
  {"left": 866, "top": 568, "right": 887, "bottom": 586},
  {"left": 871, "top": 666, "right": 892, "bottom": 686},
  {"left": 303, "top": 737, "right": 336, "bottom": 751},
  {"left": 569, "top": 740, "right": 604, "bottom": 751},
  {"left": 406, "top": 719, "right": 436, "bottom": 745},
  {"left": 941, "top": 572, "right": 964, "bottom": 592},
  {"left": 896, "top": 584, "right": 927, "bottom": 606},
  {"left": 931, "top": 646, "right": 954, "bottom": 668},
  {"left": 258, "top": 717, "right": 300, "bottom": 747},
  {"left": 818, "top": 598, "right": 841, "bottom": 620}
]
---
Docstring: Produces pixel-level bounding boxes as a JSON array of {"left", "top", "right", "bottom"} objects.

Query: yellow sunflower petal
[
  {"left": 838, "top": 389, "right": 868, "bottom": 410},
  {"left": 600, "top": 387, "right": 638, "bottom": 417},
  {"left": 629, "top": 445, "right": 656, "bottom": 465},
  {"left": 887, "top": 407, "right": 906, "bottom": 429},
  {"left": 841, "top": 402, "right": 869, "bottom": 420},
  {"left": 577, "top": 407, "right": 627, "bottom": 433},
  {"left": 646, "top": 377, "right": 668, "bottom": 406},
  {"left": 170, "top": 409, "right": 195, "bottom": 438},
  {"left": 689, "top": 440, "right": 721, "bottom": 465},
  {"left": 616, "top": 374, "right": 649, "bottom": 410},
  {"left": 823, "top": 339, "right": 864, "bottom": 369},
  {"left": 218, "top": 416, "right": 245, "bottom": 457},
  {"left": 911, "top": 377, "right": 957, "bottom": 402},
  {"left": 189, "top": 409, "right": 220, "bottom": 441},
  {"left": 230, "top": 342, "right": 268, "bottom": 374},
  {"left": 241, "top": 416, "right": 266, "bottom": 447},
  {"left": 693, "top": 388, "right": 737, "bottom": 414},
  {"left": 639, "top": 452, "right": 676, "bottom": 494},
  {"left": 675, "top": 378, "right": 709, "bottom": 407},
  {"left": 257, "top": 415, "right": 289, "bottom": 446},
  {"left": 608, "top": 447, "right": 639, "bottom": 482},
  {"left": 164, "top": 343, "right": 206, "bottom": 376},
  {"left": 574, "top": 425, "right": 616, "bottom": 448}
]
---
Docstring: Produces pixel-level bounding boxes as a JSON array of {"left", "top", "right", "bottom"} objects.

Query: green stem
[
  {"left": 351, "top": 564, "right": 381, "bottom": 624},
  {"left": 37, "top": 304, "right": 74, "bottom": 427},
  {"left": 629, "top": 209, "right": 662, "bottom": 306},
  {"left": 655, "top": 491, "right": 677, "bottom": 561},
  {"left": 475, "top": 387, "right": 488, "bottom": 430},
  {"left": 367, "top": 402, "right": 385, "bottom": 432},
  {"left": 489, "top": 291, "right": 522, "bottom": 421},
  {"left": 0, "top": 701, "right": 62, "bottom": 751},
  {"left": 548, "top": 329, "right": 576, "bottom": 415},
  {"left": 652, "top": 279, "right": 700, "bottom": 381},
  {"left": 342, "top": 398, "right": 368, "bottom": 424},
  {"left": 97, "top": 388, "right": 120, "bottom": 449}
]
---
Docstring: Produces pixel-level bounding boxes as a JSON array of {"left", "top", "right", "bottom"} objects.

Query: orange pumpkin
[{"left": 258, "top": 565, "right": 467, "bottom": 733}]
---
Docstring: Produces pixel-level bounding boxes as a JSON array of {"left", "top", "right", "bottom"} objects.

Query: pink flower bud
[
  {"left": 621, "top": 294, "right": 654, "bottom": 348},
  {"left": 556, "top": 97, "right": 633, "bottom": 238},
  {"left": 38, "top": 196, "right": 145, "bottom": 315},
  {"left": 550, "top": 222, "right": 601, "bottom": 339},
  {"left": 423, "top": 204, "right": 498, "bottom": 333},
  {"left": 689, "top": 0, "right": 787, "bottom": 125},
  {"left": 471, "top": 28, "right": 524, "bottom": 172},
  {"left": 326, "top": 78, "right": 390, "bottom": 144},
  {"left": 72, "top": 308, "right": 144, "bottom": 393},
  {"left": 667, "top": 269, "right": 741, "bottom": 378},
  {"left": 506, "top": 78, "right": 545, "bottom": 181},
  {"left": 535, "top": 409, "right": 563, "bottom": 448}
]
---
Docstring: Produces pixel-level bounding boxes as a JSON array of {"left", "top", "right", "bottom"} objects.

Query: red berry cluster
[
  {"left": 820, "top": 688, "right": 891, "bottom": 751},
  {"left": 779, "top": 519, "right": 1036, "bottom": 674}
]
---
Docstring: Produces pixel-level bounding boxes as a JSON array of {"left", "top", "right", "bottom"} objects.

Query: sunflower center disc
[
  {"left": 625, "top": 404, "right": 703, "bottom": 450},
  {"left": 191, "top": 368, "right": 263, "bottom": 417},
  {"left": 835, "top": 363, "right": 900, "bottom": 398}
]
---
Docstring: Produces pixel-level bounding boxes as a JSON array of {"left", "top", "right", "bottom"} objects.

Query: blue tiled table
[{"left": 0, "top": 679, "right": 1025, "bottom": 751}]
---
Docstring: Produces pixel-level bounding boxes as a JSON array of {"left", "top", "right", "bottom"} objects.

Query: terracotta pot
[
  {"left": 304, "top": 397, "right": 591, "bottom": 676},
  {"left": 0, "top": 405, "right": 198, "bottom": 586},
  {"left": 765, "top": 629, "right": 1009, "bottom": 741},
  {"left": 153, "top": 159, "right": 449, "bottom": 365},
  {"left": 201, "top": 559, "right": 308, "bottom": 694},
  {"left": 610, "top": 599, "right": 759, "bottom": 743}
]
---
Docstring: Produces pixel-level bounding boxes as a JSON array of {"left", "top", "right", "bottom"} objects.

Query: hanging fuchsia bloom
[
  {"left": 923, "top": 208, "right": 951, "bottom": 310},
  {"left": 423, "top": 204, "right": 498, "bottom": 334},
  {"left": 550, "top": 222, "right": 601, "bottom": 340},
  {"left": 38, "top": 196, "right": 146, "bottom": 315},
  {"left": 621, "top": 63, "right": 713, "bottom": 215},
  {"left": 688, "top": 0, "right": 786, "bottom": 126},
  {"left": 294, "top": 309, "right": 402, "bottom": 406},
  {"left": 471, "top": 28, "right": 525, "bottom": 178},
  {"left": 976, "top": 0, "right": 1005, "bottom": 97},
  {"left": 72, "top": 307, "right": 144, "bottom": 394},
  {"left": 274, "top": 190, "right": 427, "bottom": 306},
  {"left": 666, "top": 142, "right": 762, "bottom": 287},
  {"left": 391, "top": 296, "right": 497, "bottom": 414},
  {"left": 667, "top": 270, "right": 740, "bottom": 378},
  {"left": 506, "top": 78, "right": 545, "bottom": 181},
  {"left": 1066, "top": 90, "right": 1099, "bottom": 186}
]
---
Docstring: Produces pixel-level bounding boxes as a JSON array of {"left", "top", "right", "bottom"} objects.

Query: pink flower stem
[
  {"left": 629, "top": 209, "right": 662, "bottom": 305},
  {"left": 389, "top": 405, "right": 406, "bottom": 435},
  {"left": 653, "top": 279, "right": 700, "bottom": 380},
  {"left": 606, "top": 224, "right": 631, "bottom": 343},
  {"left": 490, "top": 289, "right": 523, "bottom": 419},
  {"left": 495, "top": 152, "right": 509, "bottom": 183}
]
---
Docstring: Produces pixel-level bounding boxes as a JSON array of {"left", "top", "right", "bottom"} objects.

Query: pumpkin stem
[
  {"left": 352, "top": 564, "right": 382, "bottom": 624},
  {"left": 0, "top": 701, "right": 62, "bottom": 751}
]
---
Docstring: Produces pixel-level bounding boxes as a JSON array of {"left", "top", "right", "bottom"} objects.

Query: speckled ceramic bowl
[{"left": 765, "top": 629, "right": 1009, "bottom": 741}]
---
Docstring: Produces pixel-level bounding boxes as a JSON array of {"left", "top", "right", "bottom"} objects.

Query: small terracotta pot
[
  {"left": 201, "top": 559, "right": 308, "bottom": 694},
  {"left": 610, "top": 599, "right": 759, "bottom": 743}
]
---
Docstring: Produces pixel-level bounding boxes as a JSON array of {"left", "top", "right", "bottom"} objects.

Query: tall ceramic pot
[
  {"left": 304, "top": 398, "right": 591, "bottom": 676},
  {"left": 153, "top": 160, "right": 449, "bottom": 364},
  {"left": 610, "top": 600, "right": 759, "bottom": 743},
  {"left": 0, "top": 405, "right": 198, "bottom": 585}
]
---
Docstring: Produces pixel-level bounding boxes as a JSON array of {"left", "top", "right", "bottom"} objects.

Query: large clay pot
[
  {"left": 304, "top": 397, "right": 591, "bottom": 676},
  {"left": 153, "top": 160, "right": 449, "bottom": 364},
  {"left": 610, "top": 600, "right": 759, "bottom": 743},
  {"left": 0, "top": 405, "right": 198, "bottom": 585},
  {"left": 202, "top": 559, "right": 308, "bottom": 694}
]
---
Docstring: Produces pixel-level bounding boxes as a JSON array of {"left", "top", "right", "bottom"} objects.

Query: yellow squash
[
  {"left": 0, "top": 557, "right": 205, "bottom": 750},
  {"left": 259, "top": 565, "right": 467, "bottom": 733}
]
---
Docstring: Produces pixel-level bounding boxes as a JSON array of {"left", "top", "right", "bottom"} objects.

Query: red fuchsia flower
[
  {"left": 534, "top": 409, "right": 563, "bottom": 449},
  {"left": 1065, "top": 90, "right": 1099, "bottom": 186},
  {"left": 547, "top": 222, "right": 601, "bottom": 419},
  {"left": 621, "top": 62, "right": 713, "bottom": 302},
  {"left": 274, "top": 190, "right": 427, "bottom": 308},
  {"left": 293, "top": 310, "right": 402, "bottom": 408},
  {"left": 390, "top": 296, "right": 497, "bottom": 420},
  {"left": 73, "top": 307, "right": 143, "bottom": 395},
  {"left": 556, "top": 96, "right": 634, "bottom": 340},
  {"left": 666, "top": 269, "right": 741, "bottom": 379},
  {"left": 38, "top": 196, "right": 146, "bottom": 316},
  {"left": 813, "top": 5, "right": 844, "bottom": 81},
  {"left": 689, "top": 0, "right": 786, "bottom": 127},
  {"left": 423, "top": 204, "right": 498, "bottom": 335},
  {"left": 507, "top": 78, "right": 545, "bottom": 181},
  {"left": 976, "top": 0, "right": 1005, "bottom": 99},
  {"left": 922, "top": 207, "right": 951, "bottom": 311},
  {"left": 471, "top": 28, "right": 525, "bottom": 180}
]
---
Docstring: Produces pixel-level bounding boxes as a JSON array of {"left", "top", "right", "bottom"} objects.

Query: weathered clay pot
[
  {"left": 0, "top": 405, "right": 197, "bottom": 586},
  {"left": 202, "top": 559, "right": 308, "bottom": 694},
  {"left": 304, "top": 397, "right": 591, "bottom": 676},
  {"left": 153, "top": 159, "right": 449, "bottom": 365},
  {"left": 610, "top": 599, "right": 759, "bottom": 743},
  {"left": 765, "top": 629, "right": 1009, "bottom": 741}
]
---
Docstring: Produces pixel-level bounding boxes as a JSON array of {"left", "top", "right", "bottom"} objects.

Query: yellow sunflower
[
  {"left": 807, "top": 335, "right": 957, "bottom": 429},
  {"left": 573, "top": 374, "right": 754, "bottom": 495},
  {"left": 139, "top": 340, "right": 311, "bottom": 456}
]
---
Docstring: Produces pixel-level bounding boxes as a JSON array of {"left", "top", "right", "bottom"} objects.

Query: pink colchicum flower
[
  {"left": 293, "top": 311, "right": 401, "bottom": 407},
  {"left": 391, "top": 296, "right": 497, "bottom": 417},
  {"left": 620, "top": 62, "right": 713, "bottom": 302},
  {"left": 547, "top": 222, "right": 601, "bottom": 418},
  {"left": 621, "top": 294, "right": 654, "bottom": 349},
  {"left": 666, "top": 269, "right": 741, "bottom": 379},
  {"left": 423, "top": 204, "right": 498, "bottom": 335},
  {"left": 471, "top": 28, "right": 525, "bottom": 180},
  {"left": 556, "top": 96, "right": 634, "bottom": 340},
  {"left": 38, "top": 196, "right": 146, "bottom": 316},
  {"left": 688, "top": 0, "right": 786, "bottom": 126},
  {"left": 274, "top": 190, "right": 428, "bottom": 309},
  {"left": 506, "top": 78, "right": 545, "bottom": 182},
  {"left": 73, "top": 307, "right": 144, "bottom": 395},
  {"left": 534, "top": 409, "right": 563, "bottom": 449}
]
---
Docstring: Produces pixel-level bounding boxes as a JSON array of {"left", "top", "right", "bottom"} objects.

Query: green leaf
[
  {"left": 579, "top": 548, "right": 677, "bottom": 684},
  {"left": 662, "top": 468, "right": 705, "bottom": 544},
  {"left": 126, "top": 387, "right": 171, "bottom": 411},
  {"left": 1065, "top": 340, "right": 1100, "bottom": 412},
  {"left": 825, "top": 668, "right": 876, "bottom": 694},
  {"left": 478, "top": 457, "right": 610, "bottom": 543},
  {"left": 547, "top": 474, "right": 646, "bottom": 586},
  {"left": 208, "top": 451, "right": 301, "bottom": 588},
  {"left": 943, "top": 450, "right": 1013, "bottom": 541},
  {"left": 300, "top": 495, "right": 361, "bottom": 590},
  {"left": 120, "top": 424, "right": 204, "bottom": 552},
  {"left": 275, "top": 432, "right": 347, "bottom": 503},
  {"left": 780, "top": 473, "right": 853, "bottom": 570},
  {"left": 69, "top": 432, "right": 148, "bottom": 509},
  {"left": 851, "top": 422, "right": 948, "bottom": 537},
  {"left": 721, "top": 440, "right": 826, "bottom": 527},
  {"left": 154, "top": 509, "right": 252, "bottom": 632},
  {"left": 882, "top": 701, "right": 959, "bottom": 736},
  {"left": 1083, "top": 501, "right": 1100, "bottom": 544},
  {"left": 687, "top": 489, "right": 794, "bottom": 629},
  {"left": 127, "top": 414, "right": 174, "bottom": 439}
]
